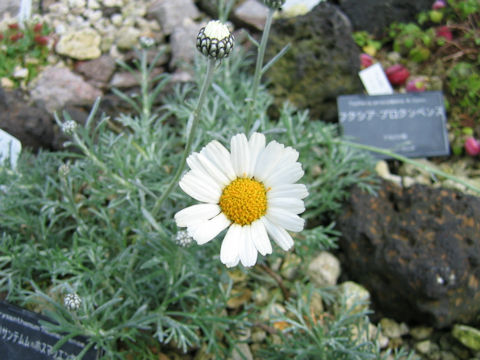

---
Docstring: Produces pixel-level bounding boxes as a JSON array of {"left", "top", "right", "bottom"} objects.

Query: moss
[{"left": 265, "top": 4, "right": 363, "bottom": 122}]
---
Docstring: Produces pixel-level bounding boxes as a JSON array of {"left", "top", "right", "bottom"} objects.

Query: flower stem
[
  {"left": 140, "top": 50, "right": 151, "bottom": 121},
  {"left": 338, "top": 139, "right": 480, "bottom": 194},
  {"left": 245, "top": 7, "right": 275, "bottom": 134},
  {"left": 152, "top": 58, "right": 217, "bottom": 216}
]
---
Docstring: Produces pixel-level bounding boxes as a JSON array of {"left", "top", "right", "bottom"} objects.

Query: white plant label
[
  {"left": 0, "top": 129, "right": 21, "bottom": 170},
  {"left": 359, "top": 63, "right": 394, "bottom": 96}
]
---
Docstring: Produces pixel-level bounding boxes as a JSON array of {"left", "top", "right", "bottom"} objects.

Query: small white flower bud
[
  {"left": 61, "top": 120, "right": 77, "bottom": 135},
  {"left": 139, "top": 36, "right": 155, "bottom": 48},
  {"left": 64, "top": 293, "right": 82, "bottom": 311},
  {"left": 175, "top": 230, "right": 193, "bottom": 247},
  {"left": 58, "top": 163, "right": 70, "bottom": 177},
  {"left": 196, "top": 20, "right": 234, "bottom": 60}
]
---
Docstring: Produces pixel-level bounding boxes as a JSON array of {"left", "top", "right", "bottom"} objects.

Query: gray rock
[
  {"left": 438, "top": 351, "right": 457, "bottom": 360},
  {"left": 109, "top": 71, "right": 140, "bottom": 88},
  {"left": 379, "top": 318, "right": 409, "bottom": 339},
  {"left": 230, "top": 343, "right": 253, "bottom": 360},
  {"left": 170, "top": 70, "right": 194, "bottom": 84},
  {"left": 195, "top": 0, "right": 221, "bottom": 19},
  {"left": 337, "top": 180, "right": 480, "bottom": 328},
  {"left": 338, "top": 0, "right": 433, "bottom": 37},
  {"left": 74, "top": 55, "right": 117, "bottom": 86},
  {"left": 415, "top": 340, "right": 432, "bottom": 355},
  {"left": 30, "top": 66, "right": 102, "bottom": 112},
  {"left": 0, "top": 0, "right": 19, "bottom": 17},
  {"left": 336, "top": 281, "right": 370, "bottom": 315},
  {"left": 234, "top": 0, "right": 269, "bottom": 30},
  {"left": 410, "top": 326, "right": 434, "bottom": 341},
  {"left": 55, "top": 28, "right": 102, "bottom": 60},
  {"left": 280, "top": 253, "right": 302, "bottom": 280},
  {"left": 115, "top": 26, "right": 141, "bottom": 50},
  {"left": 169, "top": 18, "right": 200, "bottom": 70},
  {"left": 148, "top": 0, "right": 200, "bottom": 36},
  {"left": 307, "top": 252, "right": 341, "bottom": 287},
  {"left": 0, "top": 88, "right": 54, "bottom": 151},
  {"left": 110, "top": 67, "right": 164, "bottom": 88},
  {"left": 251, "top": 329, "right": 266, "bottom": 343},
  {"left": 266, "top": 2, "right": 362, "bottom": 122}
]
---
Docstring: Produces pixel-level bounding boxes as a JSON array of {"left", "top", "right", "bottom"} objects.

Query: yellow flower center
[{"left": 219, "top": 178, "right": 268, "bottom": 226}]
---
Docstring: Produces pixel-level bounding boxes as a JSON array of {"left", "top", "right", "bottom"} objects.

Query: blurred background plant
[
  {"left": 353, "top": 0, "right": 479, "bottom": 157},
  {"left": 0, "top": 20, "right": 53, "bottom": 87}
]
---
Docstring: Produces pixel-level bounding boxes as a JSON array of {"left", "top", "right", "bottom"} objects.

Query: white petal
[
  {"left": 174, "top": 204, "right": 221, "bottom": 227},
  {"left": 231, "top": 134, "right": 250, "bottom": 177},
  {"left": 239, "top": 226, "right": 258, "bottom": 267},
  {"left": 179, "top": 170, "right": 222, "bottom": 203},
  {"left": 282, "top": 146, "right": 299, "bottom": 163},
  {"left": 225, "top": 257, "right": 240, "bottom": 268},
  {"left": 266, "top": 207, "right": 305, "bottom": 232},
  {"left": 186, "top": 153, "right": 225, "bottom": 187},
  {"left": 248, "top": 133, "right": 266, "bottom": 177},
  {"left": 254, "top": 141, "right": 285, "bottom": 182},
  {"left": 198, "top": 152, "right": 231, "bottom": 187},
  {"left": 267, "top": 197, "right": 305, "bottom": 214},
  {"left": 250, "top": 219, "right": 272, "bottom": 256},
  {"left": 201, "top": 140, "right": 237, "bottom": 181},
  {"left": 220, "top": 224, "right": 242, "bottom": 265},
  {"left": 188, "top": 213, "right": 231, "bottom": 245},
  {"left": 254, "top": 142, "right": 300, "bottom": 182},
  {"left": 267, "top": 183, "right": 309, "bottom": 200},
  {"left": 263, "top": 162, "right": 304, "bottom": 188},
  {"left": 261, "top": 217, "right": 294, "bottom": 251}
]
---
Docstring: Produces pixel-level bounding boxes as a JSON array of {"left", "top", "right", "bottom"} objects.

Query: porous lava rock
[
  {"left": 337, "top": 180, "right": 480, "bottom": 328},
  {"left": 336, "top": 0, "right": 433, "bottom": 37},
  {"left": 0, "top": 87, "right": 55, "bottom": 151},
  {"left": 265, "top": 2, "right": 362, "bottom": 122}
]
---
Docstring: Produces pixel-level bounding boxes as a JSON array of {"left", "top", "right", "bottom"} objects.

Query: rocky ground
[{"left": 1, "top": 0, "right": 480, "bottom": 359}]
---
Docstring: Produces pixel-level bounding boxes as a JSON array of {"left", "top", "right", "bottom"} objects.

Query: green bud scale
[
  {"left": 263, "top": 0, "right": 286, "bottom": 9},
  {"left": 196, "top": 20, "right": 234, "bottom": 60}
]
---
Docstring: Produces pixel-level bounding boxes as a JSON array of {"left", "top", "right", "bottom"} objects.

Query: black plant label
[{"left": 0, "top": 301, "right": 98, "bottom": 360}]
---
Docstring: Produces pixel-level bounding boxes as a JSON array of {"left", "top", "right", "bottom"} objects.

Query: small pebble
[{"left": 415, "top": 340, "right": 432, "bottom": 354}]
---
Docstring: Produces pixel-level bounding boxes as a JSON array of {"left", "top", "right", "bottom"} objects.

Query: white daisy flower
[{"left": 174, "top": 132, "right": 308, "bottom": 268}]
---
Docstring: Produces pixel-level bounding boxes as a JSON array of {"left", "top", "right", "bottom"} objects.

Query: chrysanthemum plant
[{"left": 0, "top": 1, "right": 414, "bottom": 359}]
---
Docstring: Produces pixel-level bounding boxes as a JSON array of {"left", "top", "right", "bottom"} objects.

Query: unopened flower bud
[
  {"left": 406, "top": 76, "right": 427, "bottom": 92},
  {"left": 64, "top": 293, "right": 82, "bottom": 311},
  {"left": 436, "top": 26, "right": 453, "bottom": 41},
  {"left": 385, "top": 64, "right": 410, "bottom": 86},
  {"left": 61, "top": 120, "right": 77, "bottom": 135},
  {"left": 263, "top": 0, "right": 286, "bottom": 9},
  {"left": 360, "top": 53, "right": 373, "bottom": 69},
  {"left": 175, "top": 230, "right": 193, "bottom": 247},
  {"left": 139, "top": 36, "right": 155, "bottom": 48},
  {"left": 465, "top": 137, "right": 480, "bottom": 156},
  {"left": 34, "top": 35, "right": 49, "bottom": 46},
  {"left": 432, "top": 0, "right": 446, "bottom": 10},
  {"left": 196, "top": 20, "right": 234, "bottom": 60},
  {"left": 58, "top": 163, "right": 70, "bottom": 177}
]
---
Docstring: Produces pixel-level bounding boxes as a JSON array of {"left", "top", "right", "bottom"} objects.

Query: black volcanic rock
[{"left": 337, "top": 180, "right": 480, "bottom": 328}]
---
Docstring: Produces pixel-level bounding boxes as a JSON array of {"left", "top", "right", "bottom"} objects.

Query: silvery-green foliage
[
  {"left": 1, "top": 30, "right": 381, "bottom": 360},
  {"left": 259, "top": 284, "right": 416, "bottom": 360},
  {"left": 0, "top": 51, "right": 242, "bottom": 359}
]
